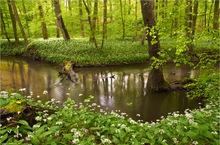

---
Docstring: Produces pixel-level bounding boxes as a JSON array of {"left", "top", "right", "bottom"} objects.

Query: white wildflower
[
  {"left": 159, "top": 129, "right": 165, "bottom": 134},
  {"left": 92, "top": 103, "right": 97, "bottom": 107},
  {"left": 56, "top": 121, "right": 63, "bottom": 125},
  {"left": 173, "top": 112, "right": 179, "bottom": 117},
  {"left": 43, "top": 90, "right": 48, "bottom": 94},
  {"left": 7, "top": 117, "right": 12, "bottom": 121},
  {"left": 74, "top": 131, "right": 82, "bottom": 138},
  {"left": 72, "top": 139, "right": 79, "bottom": 144},
  {"left": 115, "top": 129, "right": 121, "bottom": 133},
  {"left": 55, "top": 131, "right": 59, "bottom": 136},
  {"left": 19, "top": 88, "right": 26, "bottom": 92},
  {"left": 101, "top": 136, "right": 112, "bottom": 144},
  {"left": 192, "top": 141, "right": 198, "bottom": 145},
  {"left": 71, "top": 128, "right": 77, "bottom": 133},
  {"left": 136, "top": 114, "right": 141, "bottom": 117},
  {"left": 172, "top": 138, "right": 179, "bottom": 144},
  {"left": 185, "top": 112, "right": 193, "bottom": 119},
  {"left": 35, "top": 116, "right": 42, "bottom": 121},
  {"left": 162, "top": 139, "right": 167, "bottom": 143},
  {"left": 27, "top": 96, "right": 32, "bottom": 99},
  {"left": 33, "top": 124, "right": 40, "bottom": 128},
  {"left": 211, "top": 131, "right": 218, "bottom": 135},
  {"left": 120, "top": 124, "right": 126, "bottom": 129}
]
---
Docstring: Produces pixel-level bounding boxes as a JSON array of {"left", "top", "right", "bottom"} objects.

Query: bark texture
[
  {"left": 54, "top": 0, "right": 70, "bottom": 40},
  {"left": 140, "top": 0, "right": 170, "bottom": 92}
]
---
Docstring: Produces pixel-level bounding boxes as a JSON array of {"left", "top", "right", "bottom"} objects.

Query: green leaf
[
  {"left": 0, "top": 133, "right": 8, "bottom": 143},
  {"left": 63, "top": 133, "right": 74, "bottom": 140},
  {"left": 17, "top": 120, "right": 30, "bottom": 126},
  {"left": 39, "top": 131, "right": 53, "bottom": 139},
  {"left": 31, "top": 136, "right": 41, "bottom": 145},
  {"left": 186, "top": 130, "right": 198, "bottom": 138},
  {"left": 0, "top": 98, "right": 9, "bottom": 108},
  {"left": 112, "top": 136, "right": 119, "bottom": 144},
  {"left": 35, "top": 125, "right": 47, "bottom": 136}
]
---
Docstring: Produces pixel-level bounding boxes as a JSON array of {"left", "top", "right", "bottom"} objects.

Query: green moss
[{"left": 3, "top": 100, "right": 26, "bottom": 113}]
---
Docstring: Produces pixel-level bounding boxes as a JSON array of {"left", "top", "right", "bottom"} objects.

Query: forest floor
[{"left": 0, "top": 38, "right": 219, "bottom": 67}]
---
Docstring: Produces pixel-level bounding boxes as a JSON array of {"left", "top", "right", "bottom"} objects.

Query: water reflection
[{"left": 1, "top": 57, "right": 200, "bottom": 122}]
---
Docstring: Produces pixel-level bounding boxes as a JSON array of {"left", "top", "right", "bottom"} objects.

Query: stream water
[{"left": 1, "top": 56, "right": 200, "bottom": 122}]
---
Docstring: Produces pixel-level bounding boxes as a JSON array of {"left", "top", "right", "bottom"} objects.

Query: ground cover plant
[
  {"left": 0, "top": 68, "right": 219, "bottom": 145},
  {"left": 1, "top": 37, "right": 219, "bottom": 67},
  {"left": 0, "top": 39, "right": 148, "bottom": 67}
]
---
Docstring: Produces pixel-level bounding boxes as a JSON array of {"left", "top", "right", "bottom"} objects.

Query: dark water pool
[{"left": 0, "top": 57, "right": 200, "bottom": 122}]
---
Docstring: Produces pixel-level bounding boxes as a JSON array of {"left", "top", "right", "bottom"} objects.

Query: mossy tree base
[{"left": 147, "top": 68, "right": 170, "bottom": 92}]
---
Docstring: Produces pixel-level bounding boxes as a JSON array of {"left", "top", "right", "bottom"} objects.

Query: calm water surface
[{"left": 1, "top": 57, "right": 200, "bottom": 122}]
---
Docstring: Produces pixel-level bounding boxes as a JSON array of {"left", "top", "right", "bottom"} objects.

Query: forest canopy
[{"left": 1, "top": 0, "right": 219, "bottom": 41}]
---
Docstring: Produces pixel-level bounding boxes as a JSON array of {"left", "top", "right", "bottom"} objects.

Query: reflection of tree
[
  {"left": 82, "top": 74, "right": 88, "bottom": 97},
  {"left": 11, "top": 61, "right": 16, "bottom": 91},
  {"left": 18, "top": 62, "right": 26, "bottom": 94},
  {"left": 26, "top": 64, "right": 31, "bottom": 96},
  {"left": 46, "top": 73, "right": 52, "bottom": 99}
]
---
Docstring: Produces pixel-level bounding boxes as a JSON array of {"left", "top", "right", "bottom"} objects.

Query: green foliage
[
  {"left": 1, "top": 39, "right": 149, "bottom": 66},
  {"left": 0, "top": 91, "right": 26, "bottom": 113},
  {"left": 0, "top": 40, "right": 26, "bottom": 56},
  {"left": 1, "top": 71, "right": 219, "bottom": 145}
]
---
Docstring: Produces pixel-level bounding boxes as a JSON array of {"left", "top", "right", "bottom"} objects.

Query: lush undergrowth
[
  {"left": 0, "top": 69, "right": 219, "bottom": 145},
  {"left": 0, "top": 39, "right": 148, "bottom": 67},
  {"left": 1, "top": 37, "right": 219, "bottom": 66}
]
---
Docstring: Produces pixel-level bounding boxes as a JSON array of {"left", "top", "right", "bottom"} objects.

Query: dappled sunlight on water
[{"left": 1, "top": 57, "right": 200, "bottom": 122}]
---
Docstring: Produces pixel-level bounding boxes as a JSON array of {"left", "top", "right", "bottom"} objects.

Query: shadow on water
[{"left": 0, "top": 57, "right": 200, "bottom": 122}]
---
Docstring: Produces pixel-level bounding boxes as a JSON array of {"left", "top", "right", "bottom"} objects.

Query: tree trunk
[
  {"left": 207, "top": 0, "right": 214, "bottom": 32},
  {"left": 83, "top": 0, "right": 98, "bottom": 48},
  {"left": 213, "top": 0, "right": 219, "bottom": 30},
  {"left": 109, "top": 0, "right": 113, "bottom": 21},
  {"left": 140, "top": 0, "right": 170, "bottom": 92},
  {"left": 7, "top": 0, "right": 19, "bottom": 44},
  {"left": 53, "top": 0, "right": 70, "bottom": 40},
  {"left": 11, "top": 0, "right": 28, "bottom": 44},
  {"left": 185, "top": 0, "right": 199, "bottom": 54},
  {"left": 0, "top": 9, "right": 11, "bottom": 43},
  {"left": 92, "top": 0, "right": 98, "bottom": 33},
  {"left": 101, "top": 0, "right": 107, "bottom": 49},
  {"left": 22, "top": 0, "right": 30, "bottom": 37},
  {"left": 204, "top": 0, "right": 207, "bottom": 28},
  {"left": 56, "top": 20, "right": 60, "bottom": 38},
  {"left": 38, "top": 4, "right": 48, "bottom": 39},
  {"left": 185, "top": 0, "right": 193, "bottom": 54},
  {"left": 134, "top": 0, "right": 138, "bottom": 40},
  {"left": 119, "top": 0, "right": 125, "bottom": 39},
  {"left": 79, "top": 0, "right": 85, "bottom": 37},
  {"left": 192, "top": 0, "right": 199, "bottom": 37},
  {"left": 171, "top": 0, "right": 178, "bottom": 37}
]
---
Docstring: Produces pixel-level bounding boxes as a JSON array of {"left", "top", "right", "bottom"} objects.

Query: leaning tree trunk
[
  {"left": 0, "top": 9, "right": 11, "bottom": 43},
  {"left": 8, "top": 0, "right": 19, "bottom": 44},
  {"left": 140, "top": 0, "right": 170, "bottom": 92},
  {"left": 11, "top": 0, "right": 28, "bottom": 44},
  {"left": 83, "top": 0, "right": 98, "bottom": 49},
  {"left": 53, "top": 0, "right": 70, "bottom": 40}
]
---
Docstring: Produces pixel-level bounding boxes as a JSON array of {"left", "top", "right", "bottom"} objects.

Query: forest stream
[{"left": 1, "top": 57, "right": 200, "bottom": 122}]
